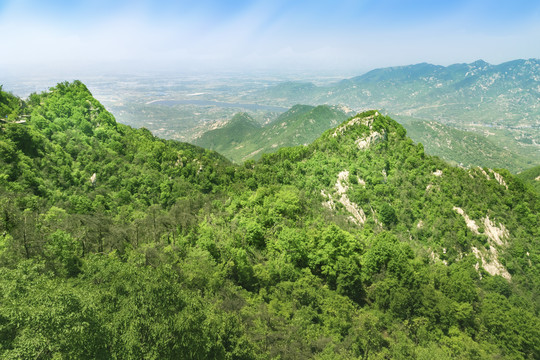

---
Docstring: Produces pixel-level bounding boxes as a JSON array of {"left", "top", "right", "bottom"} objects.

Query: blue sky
[{"left": 1, "top": 0, "right": 539, "bottom": 76}]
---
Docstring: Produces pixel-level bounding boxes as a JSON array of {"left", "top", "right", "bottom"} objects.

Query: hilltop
[{"left": 0, "top": 82, "right": 539, "bottom": 359}]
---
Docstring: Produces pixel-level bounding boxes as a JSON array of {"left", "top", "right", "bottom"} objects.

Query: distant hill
[
  {"left": 193, "top": 104, "right": 351, "bottom": 162},
  {"left": 344, "top": 59, "right": 540, "bottom": 127},
  {"left": 246, "top": 59, "right": 540, "bottom": 171},
  {"left": 194, "top": 112, "right": 261, "bottom": 154},
  {"left": 396, "top": 116, "right": 534, "bottom": 172}
]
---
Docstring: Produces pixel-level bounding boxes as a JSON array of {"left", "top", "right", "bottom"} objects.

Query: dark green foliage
[
  {"left": 378, "top": 203, "right": 397, "bottom": 226},
  {"left": 0, "top": 82, "right": 539, "bottom": 359},
  {"left": 517, "top": 164, "right": 540, "bottom": 193}
]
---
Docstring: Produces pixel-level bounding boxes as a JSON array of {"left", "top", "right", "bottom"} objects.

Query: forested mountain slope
[
  {"left": 194, "top": 104, "right": 350, "bottom": 163},
  {"left": 0, "top": 82, "right": 539, "bottom": 359},
  {"left": 194, "top": 112, "right": 262, "bottom": 155},
  {"left": 396, "top": 117, "right": 532, "bottom": 171},
  {"left": 517, "top": 165, "right": 540, "bottom": 193}
]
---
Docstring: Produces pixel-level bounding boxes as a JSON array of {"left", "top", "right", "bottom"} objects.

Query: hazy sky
[{"left": 1, "top": 0, "right": 539, "bottom": 76}]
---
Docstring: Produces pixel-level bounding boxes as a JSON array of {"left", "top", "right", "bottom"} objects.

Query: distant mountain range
[
  {"left": 242, "top": 59, "right": 540, "bottom": 170},
  {"left": 250, "top": 59, "right": 540, "bottom": 126}
]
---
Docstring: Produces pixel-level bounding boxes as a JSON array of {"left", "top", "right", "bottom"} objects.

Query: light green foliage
[
  {"left": 0, "top": 82, "right": 538, "bottom": 359},
  {"left": 273, "top": 186, "right": 302, "bottom": 219}
]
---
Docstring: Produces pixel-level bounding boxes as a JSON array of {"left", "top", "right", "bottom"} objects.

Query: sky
[{"left": 1, "top": 0, "right": 540, "bottom": 77}]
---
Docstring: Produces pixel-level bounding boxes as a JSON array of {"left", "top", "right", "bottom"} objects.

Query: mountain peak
[
  {"left": 194, "top": 112, "right": 261, "bottom": 154},
  {"left": 228, "top": 112, "right": 260, "bottom": 128},
  {"left": 470, "top": 59, "right": 489, "bottom": 67},
  {"left": 331, "top": 111, "right": 380, "bottom": 138},
  {"left": 352, "top": 62, "right": 444, "bottom": 83},
  {"left": 326, "top": 110, "right": 405, "bottom": 143}
]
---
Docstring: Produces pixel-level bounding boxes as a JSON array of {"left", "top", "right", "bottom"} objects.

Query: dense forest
[{"left": 0, "top": 81, "right": 539, "bottom": 359}]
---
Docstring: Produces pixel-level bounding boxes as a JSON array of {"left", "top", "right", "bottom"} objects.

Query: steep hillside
[
  {"left": 0, "top": 83, "right": 539, "bottom": 359},
  {"left": 194, "top": 112, "right": 261, "bottom": 154},
  {"left": 0, "top": 81, "right": 234, "bottom": 252},
  {"left": 194, "top": 104, "right": 350, "bottom": 162},
  {"left": 397, "top": 117, "right": 533, "bottom": 171}
]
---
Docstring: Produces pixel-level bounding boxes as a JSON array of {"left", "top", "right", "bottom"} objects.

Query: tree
[
  {"left": 379, "top": 203, "right": 397, "bottom": 226},
  {"left": 44, "top": 230, "right": 82, "bottom": 277}
]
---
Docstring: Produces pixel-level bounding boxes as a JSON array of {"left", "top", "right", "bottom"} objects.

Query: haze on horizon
[{"left": 1, "top": 0, "right": 540, "bottom": 78}]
